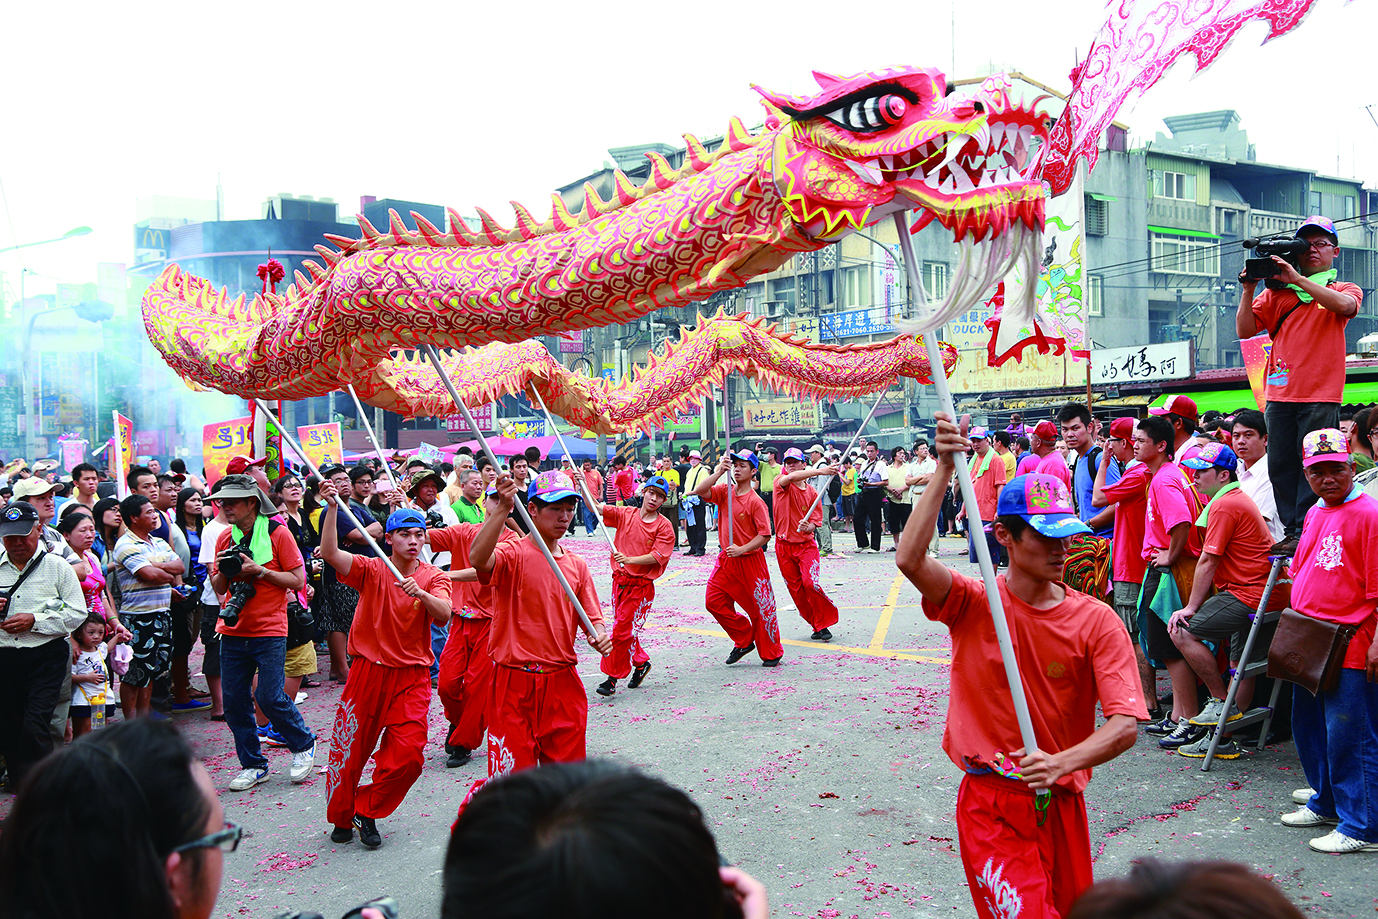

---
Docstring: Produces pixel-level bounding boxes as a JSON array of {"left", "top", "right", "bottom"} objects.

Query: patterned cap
[
  {"left": 730, "top": 449, "right": 759, "bottom": 469},
  {"left": 530, "top": 470, "right": 580, "bottom": 503},
  {"left": 1296, "top": 215, "right": 1338, "bottom": 244},
  {"left": 1302, "top": 428, "right": 1350, "bottom": 467},
  {"left": 994, "top": 474, "right": 1092, "bottom": 538},
  {"left": 0, "top": 501, "right": 39, "bottom": 537},
  {"left": 783, "top": 447, "right": 806, "bottom": 462},
  {"left": 968, "top": 426, "right": 990, "bottom": 440},
  {"left": 1181, "top": 441, "right": 1238, "bottom": 472}
]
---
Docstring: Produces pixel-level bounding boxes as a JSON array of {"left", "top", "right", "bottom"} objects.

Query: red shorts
[
  {"left": 487, "top": 663, "right": 588, "bottom": 777},
  {"left": 705, "top": 550, "right": 782, "bottom": 661}
]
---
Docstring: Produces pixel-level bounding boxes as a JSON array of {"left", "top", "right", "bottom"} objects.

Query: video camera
[{"left": 1241, "top": 234, "right": 1311, "bottom": 291}]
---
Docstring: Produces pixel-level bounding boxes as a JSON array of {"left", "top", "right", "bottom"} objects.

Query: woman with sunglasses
[{"left": 0, "top": 718, "right": 236, "bottom": 919}]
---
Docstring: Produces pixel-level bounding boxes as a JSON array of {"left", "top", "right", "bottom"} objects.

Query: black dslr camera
[
  {"left": 1242, "top": 234, "right": 1311, "bottom": 291},
  {"left": 218, "top": 539, "right": 312, "bottom": 629}
]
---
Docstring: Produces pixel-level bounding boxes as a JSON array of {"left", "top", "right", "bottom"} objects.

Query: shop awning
[
  {"left": 1148, "top": 225, "right": 1220, "bottom": 240},
  {"left": 1150, "top": 379, "right": 1378, "bottom": 415},
  {"left": 1088, "top": 192, "right": 1118, "bottom": 202},
  {"left": 1093, "top": 395, "right": 1155, "bottom": 408}
]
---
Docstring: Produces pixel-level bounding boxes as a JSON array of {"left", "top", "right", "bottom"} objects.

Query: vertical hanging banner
[
  {"left": 60, "top": 437, "right": 87, "bottom": 472},
  {"left": 113, "top": 411, "right": 134, "bottom": 498},
  {"left": 202, "top": 416, "right": 251, "bottom": 486},
  {"left": 296, "top": 423, "right": 344, "bottom": 468}
]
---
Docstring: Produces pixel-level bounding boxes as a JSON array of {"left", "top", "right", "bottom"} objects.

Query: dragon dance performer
[
  {"left": 772, "top": 448, "right": 839, "bottom": 642},
  {"left": 691, "top": 450, "right": 782, "bottom": 667},
  {"left": 469, "top": 471, "right": 612, "bottom": 776},
  {"left": 428, "top": 487, "right": 519, "bottom": 769},
  {"left": 317, "top": 481, "right": 453, "bottom": 850},
  {"left": 588, "top": 475, "right": 676, "bottom": 698},
  {"left": 896, "top": 414, "right": 1144, "bottom": 919}
]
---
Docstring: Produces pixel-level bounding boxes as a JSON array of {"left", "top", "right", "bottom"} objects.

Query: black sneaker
[
  {"left": 1144, "top": 716, "right": 1177, "bottom": 737},
  {"left": 446, "top": 747, "right": 472, "bottom": 768},
  {"left": 329, "top": 825, "right": 353, "bottom": 844},
  {"left": 725, "top": 643, "right": 755, "bottom": 665},
  {"left": 353, "top": 815, "right": 382, "bottom": 849},
  {"left": 628, "top": 662, "right": 652, "bottom": 688},
  {"left": 761, "top": 656, "right": 782, "bottom": 668},
  {"left": 811, "top": 628, "right": 833, "bottom": 642},
  {"left": 1158, "top": 720, "right": 1205, "bottom": 749},
  {"left": 596, "top": 678, "right": 617, "bottom": 696}
]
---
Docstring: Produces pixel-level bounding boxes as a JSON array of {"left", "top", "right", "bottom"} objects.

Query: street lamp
[{"left": 0, "top": 225, "right": 93, "bottom": 255}]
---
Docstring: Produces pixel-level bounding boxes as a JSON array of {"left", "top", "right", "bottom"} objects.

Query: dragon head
[{"left": 754, "top": 67, "right": 1049, "bottom": 243}]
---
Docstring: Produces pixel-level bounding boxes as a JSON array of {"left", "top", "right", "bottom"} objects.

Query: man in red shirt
[
  {"left": 1279, "top": 429, "right": 1378, "bottom": 853},
  {"left": 1236, "top": 215, "right": 1364, "bottom": 557},
  {"left": 691, "top": 450, "right": 782, "bottom": 666},
  {"left": 609, "top": 456, "right": 636, "bottom": 506},
  {"left": 773, "top": 448, "right": 839, "bottom": 642},
  {"left": 897, "top": 415, "right": 1143, "bottom": 919},
  {"left": 470, "top": 471, "right": 612, "bottom": 778},
  {"left": 589, "top": 475, "right": 676, "bottom": 697},
  {"left": 964, "top": 427, "right": 1007, "bottom": 567},
  {"left": 318, "top": 485, "right": 453, "bottom": 849},
  {"left": 1169, "top": 442, "right": 1289, "bottom": 760}
]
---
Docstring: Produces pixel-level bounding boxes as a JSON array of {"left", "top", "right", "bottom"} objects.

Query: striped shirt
[
  {"left": 111, "top": 532, "right": 177, "bottom": 617},
  {"left": 0, "top": 550, "right": 89, "bottom": 649}
]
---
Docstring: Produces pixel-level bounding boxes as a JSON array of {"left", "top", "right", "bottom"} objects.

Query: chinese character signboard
[
  {"left": 443, "top": 403, "right": 495, "bottom": 433},
  {"left": 742, "top": 401, "right": 820, "bottom": 431},
  {"left": 819, "top": 307, "right": 896, "bottom": 341},
  {"left": 557, "top": 330, "right": 584, "bottom": 354},
  {"left": 1091, "top": 341, "right": 1194, "bottom": 385},
  {"left": 417, "top": 442, "right": 443, "bottom": 464},
  {"left": 296, "top": 423, "right": 344, "bottom": 468},
  {"left": 202, "top": 416, "right": 251, "bottom": 486}
]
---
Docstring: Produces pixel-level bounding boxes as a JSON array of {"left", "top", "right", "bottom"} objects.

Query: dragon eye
[{"left": 822, "top": 94, "right": 908, "bottom": 132}]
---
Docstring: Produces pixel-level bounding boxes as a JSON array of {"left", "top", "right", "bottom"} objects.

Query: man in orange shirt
[
  {"left": 318, "top": 484, "right": 453, "bottom": 849},
  {"left": 691, "top": 450, "right": 782, "bottom": 666},
  {"left": 470, "top": 471, "right": 612, "bottom": 778},
  {"left": 773, "top": 448, "right": 839, "bottom": 642},
  {"left": 589, "top": 475, "right": 676, "bottom": 697},
  {"left": 897, "top": 414, "right": 1144, "bottom": 919},
  {"left": 964, "top": 427, "right": 1007, "bottom": 567}
]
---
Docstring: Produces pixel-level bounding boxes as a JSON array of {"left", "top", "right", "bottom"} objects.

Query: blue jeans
[
  {"left": 582, "top": 502, "right": 598, "bottom": 535},
  {"left": 1266, "top": 401, "right": 1339, "bottom": 538},
  {"left": 430, "top": 622, "right": 447, "bottom": 679},
  {"left": 221, "top": 635, "right": 316, "bottom": 770},
  {"left": 1293, "top": 670, "right": 1378, "bottom": 842}
]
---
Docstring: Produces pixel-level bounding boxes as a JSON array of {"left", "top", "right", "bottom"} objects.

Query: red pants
[
  {"left": 487, "top": 664, "right": 587, "bottom": 778},
  {"left": 437, "top": 616, "right": 493, "bottom": 752},
  {"left": 956, "top": 773, "right": 1092, "bottom": 919},
  {"left": 776, "top": 539, "right": 838, "bottom": 631},
  {"left": 601, "top": 572, "right": 654, "bottom": 679},
  {"left": 706, "top": 550, "right": 782, "bottom": 661},
  {"left": 325, "top": 659, "right": 430, "bottom": 827}
]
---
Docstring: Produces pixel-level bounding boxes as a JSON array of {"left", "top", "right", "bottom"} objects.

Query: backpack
[{"left": 1072, "top": 446, "right": 1102, "bottom": 516}]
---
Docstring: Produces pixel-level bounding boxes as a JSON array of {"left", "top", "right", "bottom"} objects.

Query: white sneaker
[
  {"left": 290, "top": 743, "right": 316, "bottom": 783},
  {"left": 1293, "top": 787, "right": 1317, "bottom": 805},
  {"left": 1308, "top": 830, "right": 1378, "bottom": 853},
  {"left": 294, "top": 691, "right": 309, "bottom": 703},
  {"left": 228, "top": 767, "right": 269, "bottom": 791},
  {"left": 1281, "top": 805, "right": 1338, "bottom": 828},
  {"left": 1189, "top": 697, "right": 1241, "bottom": 727}
]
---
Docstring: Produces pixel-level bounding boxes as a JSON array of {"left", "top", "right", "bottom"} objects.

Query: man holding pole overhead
[{"left": 896, "top": 413, "right": 1144, "bottom": 919}]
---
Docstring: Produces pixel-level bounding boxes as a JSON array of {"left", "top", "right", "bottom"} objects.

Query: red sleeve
[
  {"left": 271, "top": 525, "right": 304, "bottom": 572},
  {"left": 475, "top": 539, "right": 517, "bottom": 586},
  {"left": 575, "top": 559, "right": 603, "bottom": 628},
  {"left": 993, "top": 459, "right": 1007, "bottom": 487},
  {"left": 1088, "top": 605, "right": 1151, "bottom": 720},
  {"left": 428, "top": 526, "right": 460, "bottom": 555},
  {"left": 1335, "top": 281, "right": 1364, "bottom": 310},
  {"left": 750, "top": 496, "right": 770, "bottom": 535},
  {"left": 1101, "top": 464, "right": 1148, "bottom": 502},
  {"left": 602, "top": 505, "right": 630, "bottom": 527},
  {"left": 210, "top": 528, "right": 232, "bottom": 578},
  {"left": 710, "top": 483, "right": 729, "bottom": 506},
  {"left": 921, "top": 569, "right": 979, "bottom": 626},
  {"left": 806, "top": 487, "right": 823, "bottom": 527},
  {"left": 1250, "top": 289, "right": 1280, "bottom": 333},
  {"left": 650, "top": 518, "right": 675, "bottom": 565},
  {"left": 425, "top": 566, "right": 453, "bottom": 605},
  {"left": 341, "top": 554, "right": 377, "bottom": 590}
]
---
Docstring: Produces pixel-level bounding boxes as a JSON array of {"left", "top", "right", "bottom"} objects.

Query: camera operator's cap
[
  {"left": 994, "top": 474, "right": 1092, "bottom": 538},
  {"left": 642, "top": 475, "right": 671, "bottom": 497},
  {"left": 968, "top": 426, "right": 990, "bottom": 440},
  {"left": 1182, "top": 441, "right": 1238, "bottom": 473},
  {"left": 12, "top": 477, "right": 60, "bottom": 500},
  {"left": 213, "top": 474, "right": 277, "bottom": 515},
  {"left": 1032, "top": 420, "right": 1058, "bottom": 440},
  {"left": 405, "top": 468, "right": 446, "bottom": 497},
  {"left": 729, "top": 449, "right": 759, "bottom": 468},
  {"left": 529, "top": 470, "right": 580, "bottom": 503},
  {"left": 0, "top": 501, "right": 40, "bottom": 537},
  {"left": 1302, "top": 428, "right": 1351, "bottom": 467},
  {"left": 1108, "top": 417, "right": 1136, "bottom": 441},
  {"left": 1296, "top": 215, "right": 1339, "bottom": 245},
  {"left": 385, "top": 507, "right": 427, "bottom": 532},
  {"left": 1149, "top": 394, "right": 1199, "bottom": 423},
  {"left": 688, "top": 450, "right": 701, "bottom": 459},
  {"left": 225, "top": 454, "right": 268, "bottom": 475},
  {"left": 783, "top": 447, "right": 807, "bottom": 462},
  {"left": 807, "top": 444, "right": 825, "bottom": 454}
]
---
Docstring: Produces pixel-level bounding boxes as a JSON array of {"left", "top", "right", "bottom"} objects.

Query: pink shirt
[
  {"left": 1290, "top": 490, "right": 1378, "bottom": 670},
  {"left": 1100, "top": 463, "right": 1150, "bottom": 585},
  {"left": 1143, "top": 463, "right": 1200, "bottom": 562}
]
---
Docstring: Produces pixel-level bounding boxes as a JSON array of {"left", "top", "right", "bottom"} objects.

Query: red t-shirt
[
  {"left": 613, "top": 468, "right": 636, "bottom": 501},
  {"left": 923, "top": 573, "right": 1148, "bottom": 794},
  {"left": 709, "top": 483, "right": 771, "bottom": 552},
  {"left": 1200, "top": 487, "right": 1289, "bottom": 611},
  {"left": 478, "top": 537, "right": 605, "bottom": 670},
  {"left": 212, "top": 522, "right": 305, "bottom": 639},
  {"left": 1289, "top": 491, "right": 1378, "bottom": 670},
  {"left": 971, "top": 449, "right": 1007, "bottom": 521},
  {"left": 602, "top": 505, "right": 674, "bottom": 579},
  {"left": 340, "top": 556, "right": 451, "bottom": 668},
  {"left": 1251, "top": 282, "right": 1362, "bottom": 404},
  {"left": 1100, "top": 462, "right": 1150, "bottom": 585},
  {"left": 1143, "top": 463, "right": 1202, "bottom": 562},
  {"left": 771, "top": 478, "right": 823, "bottom": 545},
  {"left": 429, "top": 524, "right": 518, "bottom": 617}
]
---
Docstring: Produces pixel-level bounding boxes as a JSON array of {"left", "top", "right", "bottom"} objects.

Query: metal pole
[
  {"left": 891, "top": 211, "right": 1045, "bottom": 766},
  {"left": 801, "top": 389, "right": 888, "bottom": 521},
  {"left": 346, "top": 384, "right": 402, "bottom": 492},
  {"left": 252, "top": 398, "right": 406, "bottom": 584},
  {"left": 526, "top": 384, "right": 622, "bottom": 562},
  {"left": 722, "top": 381, "right": 733, "bottom": 548},
  {"left": 422, "top": 345, "right": 602, "bottom": 646}
]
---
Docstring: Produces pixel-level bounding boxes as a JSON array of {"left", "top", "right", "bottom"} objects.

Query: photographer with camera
[
  {"left": 1236, "top": 215, "right": 1364, "bottom": 556},
  {"left": 208, "top": 475, "right": 316, "bottom": 793}
]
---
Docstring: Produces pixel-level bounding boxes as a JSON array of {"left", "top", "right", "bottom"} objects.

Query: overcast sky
[{"left": 2, "top": 0, "right": 1374, "bottom": 302}]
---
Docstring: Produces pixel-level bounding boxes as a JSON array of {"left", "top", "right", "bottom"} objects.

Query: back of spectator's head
[
  {"left": 444, "top": 761, "right": 737, "bottom": 919},
  {"left": 0, "top": 719, "right": 221, "bottom": 919},
  {"left": 1138, "top": 416, "right": 1176, "bottom": 459},
  {"left": 1355, "top": 406, "right": 1376, "bottom": 447},
  {"left": 524, "top": 446, "right": 543, "bottom": 466},
  {"left": 1232, "top": 409, "right": 1267, "bottom": 438},
  {"left": 1016, "top": 436, "right": 1030, "bottom": 452},
  {"left": 1068, "top": 858, "right": 1304, "bottom": 919},
  {"left": 168, "top": 458, "right": 187, "bottom": 475}
]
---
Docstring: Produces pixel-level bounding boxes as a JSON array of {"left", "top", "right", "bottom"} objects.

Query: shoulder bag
[{"left": 1267, "top": 607, "right": 1358, "bottom": 695}]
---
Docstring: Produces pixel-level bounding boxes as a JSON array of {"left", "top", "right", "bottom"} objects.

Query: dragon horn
[
  {"left": 645, "top": 152, "right": 676, "bottom": 190},
  {"left": 313, "top": 244, "right": 342, "bottom": 266},
  {"left": 611, "top": 171, "right": 639, "bottom": 207},
  {"left": 445, "top": 208, "right": 479, "bottom": 247},
  {"left": 387, "top": 209, "right": 412, "bottom": 243},
  {"left": 473, "top": 207, "right": 509, "bottom": 246},
  {"left": 509, "top": 201, "right": 540, "bottom": 240},
  {"left": 582, "top": 183, "right": 609, "bottom": 220},
  {"left": 410, "top": 211, "right": 445, "bottom": 245},
  {"left": 683, "top": 134, "right": 712, "bottom": 172},
  {"left": 547, "top": 193, "right": 577, "bottom": 232}
]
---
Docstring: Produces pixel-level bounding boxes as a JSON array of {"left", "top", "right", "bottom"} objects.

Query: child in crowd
[{"left": 70, "top": 614, "right": 120, "bottom": 738}]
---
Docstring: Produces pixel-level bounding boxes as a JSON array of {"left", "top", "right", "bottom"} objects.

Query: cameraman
[
  {"left": 1236, "top": 215, "right": 1364, "bottom": 556},
  {"left": 208, "top": 474, "right": 316, "bottom": 793}
]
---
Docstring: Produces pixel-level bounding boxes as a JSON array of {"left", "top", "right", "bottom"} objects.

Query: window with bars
[
  {"left": 1151, "top": 233, "right": 1220, "bottom": 276},
  {"left": 1086, "top": 275, "right": 1104, "bottom": 317},
  {"left": 1086, "top": 197, "right": 1109, "bottom": 236},
  {"left": 922, "top": 261, "right": 949, "bottom": 300},
  {"left": 1152, "top": 170, "right": 1196, "bottom": 200}
]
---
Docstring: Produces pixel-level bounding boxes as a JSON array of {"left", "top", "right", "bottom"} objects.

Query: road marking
[
  {"left": 657, "top": 570, "right": 685, "bottom": 586},
  {"left": 659, "top": 625, "right": 950, "bottom": 666},
  {"left": 868, "top": 573, "right": 906, "bottom": 652}
]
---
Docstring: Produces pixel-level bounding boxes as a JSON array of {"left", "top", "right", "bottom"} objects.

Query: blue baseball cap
[
  {"left": 643, "top": 475, "right": 671, "bottom": 496},
  {"left": 993, "top": 473, "right": 1092, "bottom": 538},
  {"left": 386, "top": 507, "right": 427, "bottom": 532},
  {"left": 730, "top": 449, "right": 759, "bottom": 469},
  {"left": 1181, "top": 441, "right": 1238, "bottom": 473}
]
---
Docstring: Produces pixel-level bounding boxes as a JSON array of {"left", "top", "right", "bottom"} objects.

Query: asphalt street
[{"left": 10, "top": 528, "right": 1374, "bottom": 918}]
